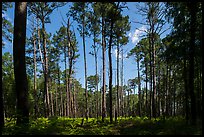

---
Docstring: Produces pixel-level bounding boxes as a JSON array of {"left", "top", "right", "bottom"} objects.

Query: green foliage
[{"left": 3, "top": 116, "right": 201, "bottom": 135}]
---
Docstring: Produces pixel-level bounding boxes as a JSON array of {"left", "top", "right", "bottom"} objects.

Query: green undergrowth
[{"left": 2, "top": 116, "right": 202, "bottom": 135}]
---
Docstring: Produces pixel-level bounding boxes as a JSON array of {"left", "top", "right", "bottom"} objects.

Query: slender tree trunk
[
  {"left": 67, "top": 18, "right": 72, "bottom": 118},
  {"left": 42, "top": 18, "right": 50, "bottom": 117},
  {"left": 173, "top": 68, "right": 176, "bottom": 116},
  {"left": 50, "top": 89, "right": 54, "bottom": 116},
  {"left": 120, "top": 47, "right": 124, "bottom": 117},
  {"left": 37, "top": 19, "right": 44, "bottom": 71},
  {"left": 168, "top": 66, "right": 172, "bottom": 116},
  {"left": 157, "top": 61, "right": 161, "bottom": 117},
  {"left": 183, "top": 57, "right": 189, "bottom": 121},
  {"left": 64, "top": 43, "right": 69, "bottom": 117},
  {"left": 37, "top": 18, "right": 45, "bottom": 116},
  {"left": 56, "top": 65, "right": 60, "bottom": 116},
  {"left": 102, "top": 16, "right": 106, "bottom": 122},
  {"left": 13, "top": 2, "right": 29, "bottom": 125},
  {"left": 60, "top": 82, "right": 63, "bottom": 116},
  {"left": 148, "top": 34, "right": 152, "bottom": 119},
  {"left": 108, "top": 18, "right": 114, "bottom": 123},
  {"left": 73, "top": 81, "right": 76, "bottom": 118},
  {"left": 82, "top": 14, "right": 88, "bottom": 121},
  {"left": 127, "top": 89, "right": 130, "bottom": 117},
  {"left": 93, "top": 33, "right": 99, "bottom": 118},
  {"left": 115, "top": 37, "right": 119, "bottom": 122},
  {"left": 137, "top": 59, "right": 141, "bottom": 117},
  {"left": 151, "top": 27, "right": 156, "bottom": 119},
  {"left": 145, "top": 61, "right": 148, "bottom": 116},
  {"left": 188, "top": 2, "right": 197, "bottom": 125},
  {"left": 32, "top": 17, "right": 38, "bottom": 118},
  {"left": 165, "top": 65, "right": 169, "bottom": 117},
  {"left": 162, "top": 67, "right": 165, "bottom": 117}
]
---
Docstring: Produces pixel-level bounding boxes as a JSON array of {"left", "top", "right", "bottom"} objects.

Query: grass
[{"left": 2, "top": 116, "right": 202, "bottom": 135}]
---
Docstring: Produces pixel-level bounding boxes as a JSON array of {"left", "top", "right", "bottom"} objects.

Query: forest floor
[{"left": 2, "top": 116, "right": 202, "bottom": 135}]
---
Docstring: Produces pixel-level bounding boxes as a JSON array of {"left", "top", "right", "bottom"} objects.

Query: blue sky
[{"left": 2, "top": 2, "right": 170, "bottom": 90}]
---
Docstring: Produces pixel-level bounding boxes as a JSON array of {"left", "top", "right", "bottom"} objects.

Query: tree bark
[
  {"left": 42, "top": 17, "right": 50, "bottom": 117},
  {"left": 102, "top": 15, "right": 106, "bottom": 122},
  {"left": 188, "top": 2, "right": 197, "bottom": 125},
  {"left": 115, "top": 37, "right": 119, "bottom": 122},
  {"left": 82, "top": 13, "right": 88, "bottom": 121},
  {"left": 93, "top": 32, "right": 99, "bottom": 118},
  {"left": 145, "top": 61, "right": 148, "bottom": 116},
  {"left": 148, "top": 33, "right": 152, "bottom": 119},
  {"left": 13, "top": 2, "right": 29, "bottom": 125},
  {"left": 32, "top": 17, "right": 38, "bottom": 118},
  {"left": 108, "top": 18, "right": 114, "bottom": 123},
  {"left": 137, "top": 59, "right": 141, "bottom": 117},
  {"left": 120, "top": 47, "right": 124, "bottom": 117}
]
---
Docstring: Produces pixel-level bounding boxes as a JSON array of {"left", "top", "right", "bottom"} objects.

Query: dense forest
[{"left": 1, "top": 2, "right": 202, "bottom": 135}]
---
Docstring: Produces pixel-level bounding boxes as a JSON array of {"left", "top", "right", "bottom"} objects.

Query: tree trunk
[
  {"left": 188, "top": 2, "right": 197, "bottom": 125},
  {"left": 148, "top": 34, "right": 152, "bottom": 119},
  {"left": 145, "top": 61, "right": 148, "bottom": 116},
  {"left": 108, "top": 18, "right": 114, "bottom": 123},
  {"left": 168, "top": 66, "right": 172, "bottom": 116},
  {"left": 37, "top": 19, "right": 44, "bottom": 72},
  {"left": 102, "top": 16, "right": 106, "bottom": 122},
  {"left": 56, "top": 65, "right": 60, "bottom": 116},
  {"left": 42, "top": 18, "right": 49, "bottom": 118},
  {"left": 151, "top": 26, "right": 156, "bottom": 119},
  {"left": 32, "top": 17, "right": 38, "bottom": 118},
  {"left": 64, "top": 42, "right": 69, "bottom": 117},
  {"left": 137, "top": 59, "right": 141, "bottom": 117},
  {"left": 157, "top": 61, "right": 161, "bottom": 117},
  {"left": 173, "top": 68, "right": 176, "bottom": 116},
  {"left": 165, "top": 65, "right": 169, "bottom": 117},
  {"left": 120, "top": 47, "right": 124, "bottom": 117},
  {"left": 127, "top": 89, "right": 130, "bottom": 117},
  {"left": 115, "top": 37, "right": 119, "bottom": 122},
  {"left": 13, "top": 2, "right": 29, "bottom": 125},
  {"left": 93, "top": 32, "right": 99, "bottom": 119},
  {"left": 73, "top": 81, "right": 76, "bottom": 118},
  {"left": 50, "top": 90, "right": 54, "bottom": 116},
  {"left": 67, "top": 18, "right": 71, "bottom": 118},
  {"left": 82, "top": 14, "right": 88, "bottom": 121}
]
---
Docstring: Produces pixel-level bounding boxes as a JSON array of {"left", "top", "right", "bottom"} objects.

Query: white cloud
[{"left": 129, "top": 25, "right": 147, "bottom": 44}]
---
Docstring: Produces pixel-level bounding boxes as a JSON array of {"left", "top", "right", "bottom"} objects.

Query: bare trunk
[
  {"left": 173, "top": 68, "right": 176, "bottom": 116},
  {"left": 32, "top": 17, "right": 38, "bottom": 118},
  {"left": 64, "top": 42, "right": 69, "bottom": 117},
  {"left": 73, "top": 81, "right": 76, "bottom": 118},
  {"left": 137, "top": 59, "right": 141, "bottom": 117},
  {"left": 50, "top": 88, "right": 54, "bottom": 116},
  {"left": 42, "top": 18, "right": 49, "bottom": 117},
  {"left": 148, "top": 33, "right": 152, "bottom": 119},
  {"left": 82, "top": 15, "right": 88, "bottom": 120},
  {"left": 120, "top": 47, "right": 124, "bottom": 117},
  {"left": 37, "top": 19, "right": 44, "bottom": 70},
  {"left": 151, "top": 23, "right": 156, "bottom": 119},
  {"left": 102, "top": 16, "right": 106, "bottom": 122},
  {"left": 93, "top": 32, "right": 99, "bottom": 118},
  {"left": 157, "top": 61, "right": 161, "bottom": 117},
  {"left": 188, "top": 2, "right": 196, "bottom": 125},
  {"left": 115, "top": 37, "right": 119, "bottom": 122},
  {"left": 145, "top": 61, "right": 148, "bottom": 116},
  {"left": 13, "top": 2, "right": 29, "bottom": 125}
]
